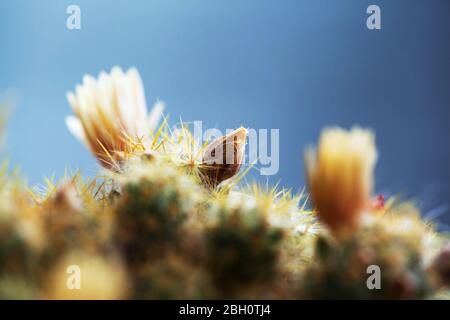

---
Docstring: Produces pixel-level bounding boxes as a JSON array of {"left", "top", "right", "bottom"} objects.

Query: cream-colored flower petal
[
  {"left": 111, "top": 67, "right": 138, "bottom": 136},
  {"left": 66, "top": 66, "right": 158, "bottom": 170},
  {"left": 127, "top": 67, "right": 147, "bottom": 127},
  {"left": 65, "top": 116, "right": 87, "bottom": 146},
  {"left": 147, "top": 100, "right": 165, "bottom": 132},
  {"left": 66, "top": 92, "right": 78, "bottom": 112}
]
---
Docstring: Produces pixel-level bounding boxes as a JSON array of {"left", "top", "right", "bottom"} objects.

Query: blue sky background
[{"left": 1, "top": 1, "right": 449, "bottom": 226}]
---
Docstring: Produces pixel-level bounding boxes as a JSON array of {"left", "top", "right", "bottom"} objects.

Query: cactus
[
  {"left": 0, "top": 68, "right": 448, "bottom": 300},
  {"left": 35, "top": 178, "right": 114, "bottom": 273},
  {"left": 204, "top": 201, "right": 284, "bottom": 298},
  {"left": 113, "top": 158, "right": 205, "bottom": 266},
  {"left": 131, "top": 253, "right": 209, "bottom": 299},
  {"left": 42, "top": 251, "right": 128, "bottom": 299},
  {"left": 0, "top": 166, "right": 42, "bottom": 298},
  {"left": 301, "top": 201, "right": 444, "bottom": 299}
]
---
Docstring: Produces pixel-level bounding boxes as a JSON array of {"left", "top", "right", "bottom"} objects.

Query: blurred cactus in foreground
[
  {"left": 428, "top": 244, "right": 450, "bottom": 290},
  {"left": 302, "top": 203, "right": 436, "bottom": 299},
  {"left": 43, "top": 251, "right": 129, "bottom": 299},
  {"left": 205, "top": 203, "right": 284, "bottom": 298},
  {"left": 0, "top": 68, "right": 448, "bottom": 300},
  {"left": 131, "top": 253, "right": 209, "bottom": 299},
  {"left": 113, "top": 158, "right": 204, "bottom": 265}
]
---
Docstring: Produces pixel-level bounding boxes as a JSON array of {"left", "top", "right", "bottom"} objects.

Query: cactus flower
[
  {"left": 305, "top": 127, "right": 377, "bottom": 232},
  {"left": 65, "top": 66, "right": 164, "bottom": 170}
]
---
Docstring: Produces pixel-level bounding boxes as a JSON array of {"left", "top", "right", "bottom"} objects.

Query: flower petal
[
  {"left": 65, "top": 116, "right": 87, "bottom": 146},
  {"left": 147, "top": 100, "right": 165, "bottom": 132}
]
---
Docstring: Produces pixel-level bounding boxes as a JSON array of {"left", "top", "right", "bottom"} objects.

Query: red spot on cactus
[{"left": 373, "top": 194, "right": 385, "bottom": 210}]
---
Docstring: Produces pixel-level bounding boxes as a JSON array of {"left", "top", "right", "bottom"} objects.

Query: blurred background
[{"left": 0, "top": 1, "right": 449, "bottom": 226}]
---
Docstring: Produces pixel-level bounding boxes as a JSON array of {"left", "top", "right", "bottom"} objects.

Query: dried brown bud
[{"left": 199, "top": 127, "right": 247, "bottom": 188}]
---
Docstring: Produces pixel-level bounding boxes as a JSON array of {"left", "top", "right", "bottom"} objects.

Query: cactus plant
[{"left": 0, "top": 67, "right": 448, "bottom": 300}]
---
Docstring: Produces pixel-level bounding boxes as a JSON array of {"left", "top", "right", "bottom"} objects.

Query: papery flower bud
[
  {"left": 66, "top": 66, "right": 164, "bottom": 171},
  {"left": 199, "top": 127, "right": 247, "bottom": 187},
  {"left": 305, "top": 127, "right": 377, "bottom": 232}
]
